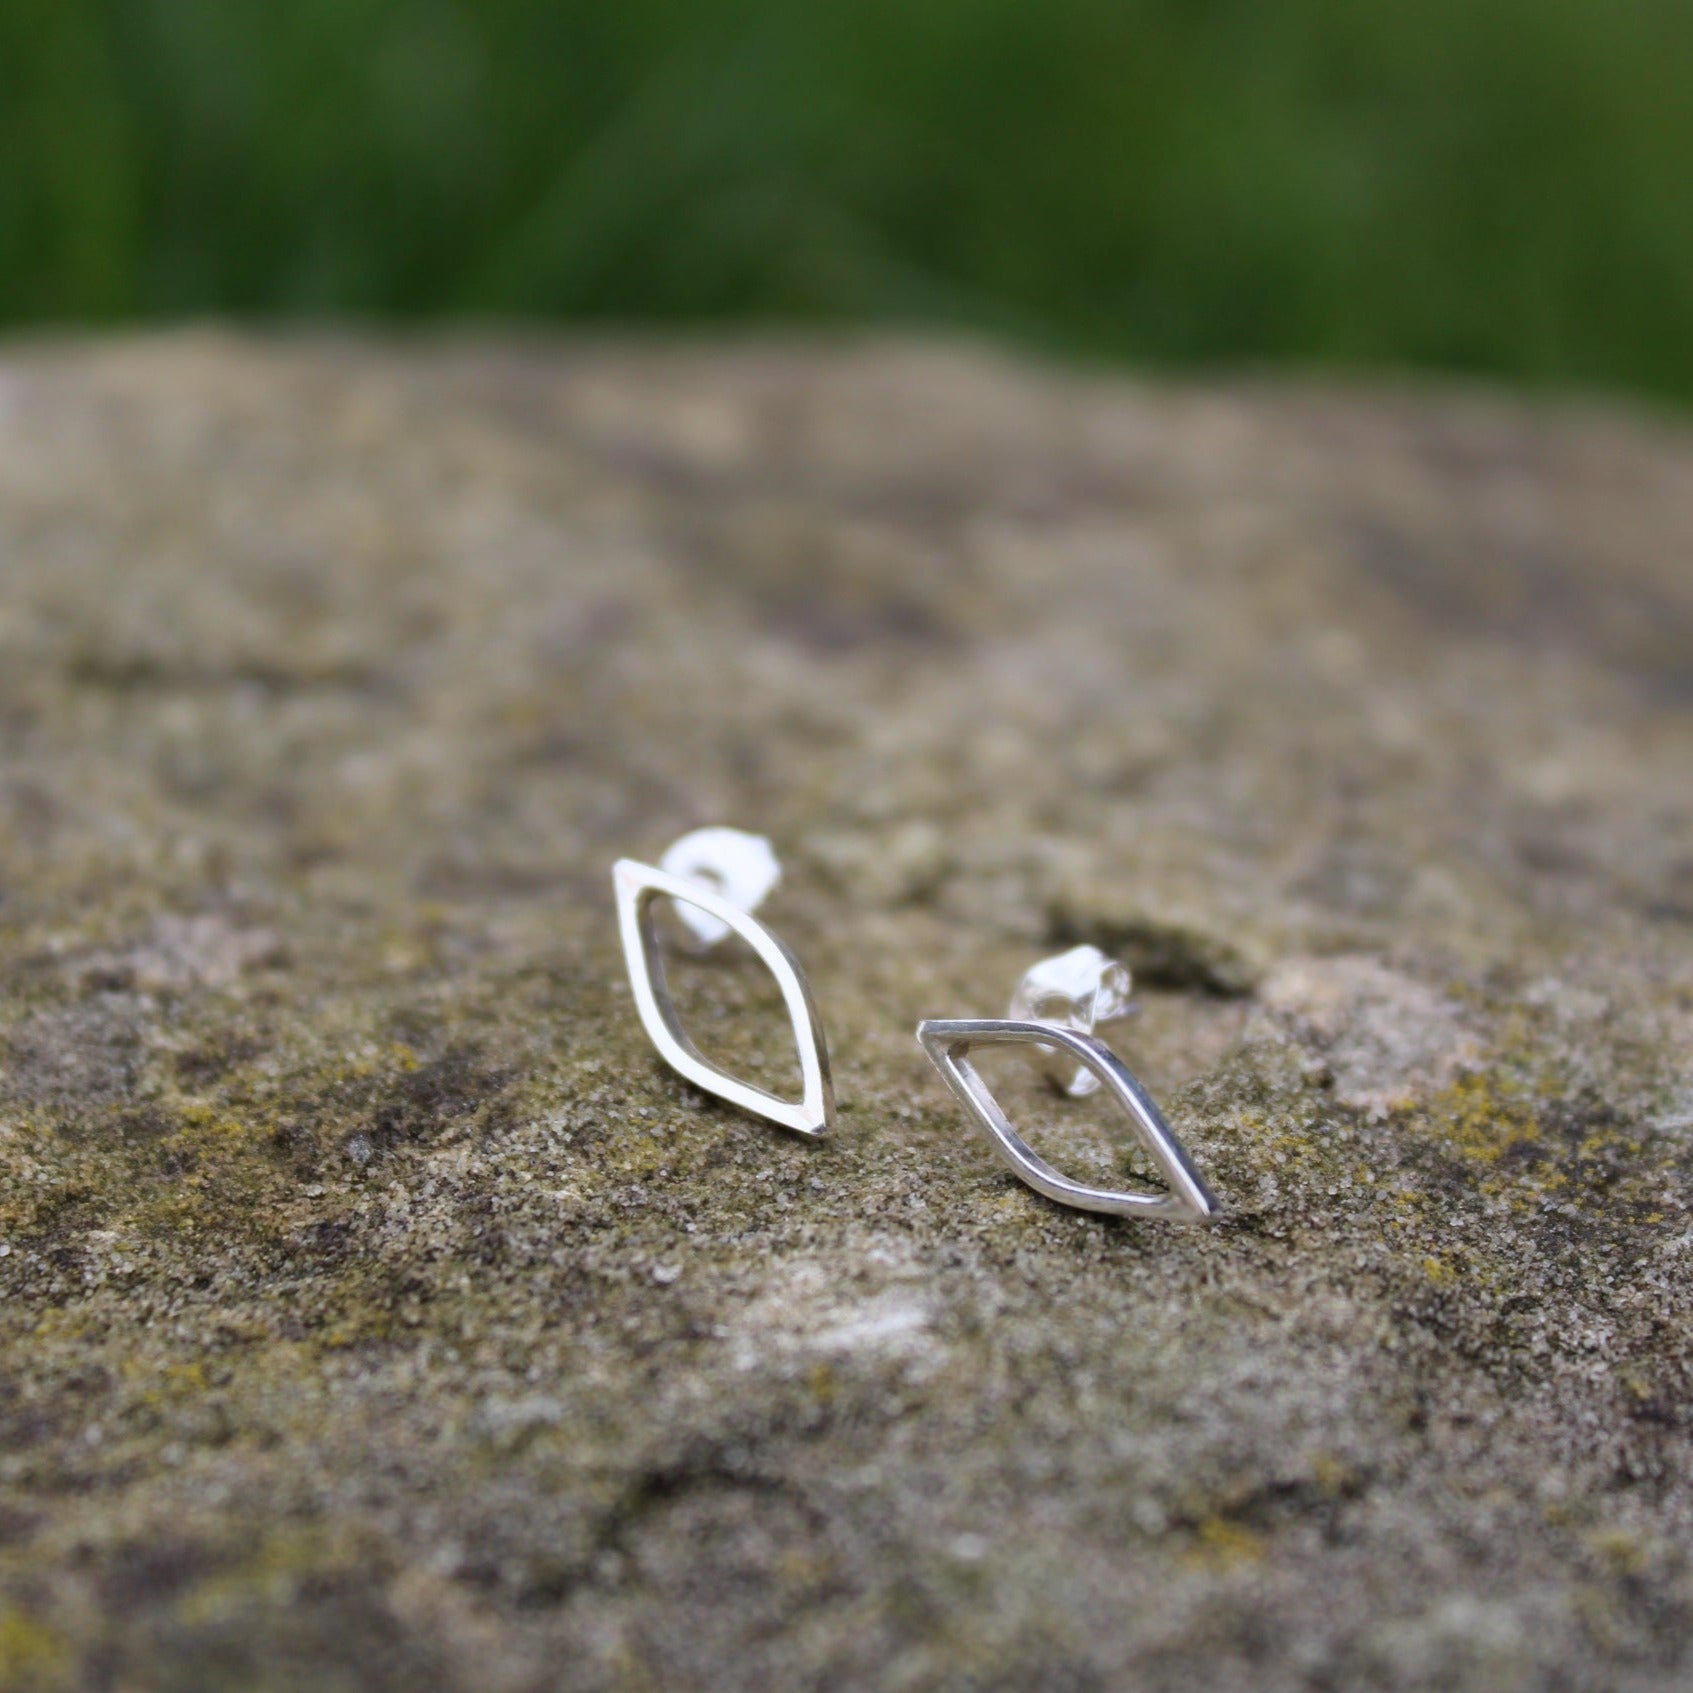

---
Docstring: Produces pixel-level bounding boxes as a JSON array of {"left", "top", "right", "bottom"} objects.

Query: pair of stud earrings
[{"left": 613, "top": 829, "right": 1217, "bottom": 1221}]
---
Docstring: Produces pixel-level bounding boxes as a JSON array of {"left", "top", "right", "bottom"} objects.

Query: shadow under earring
[{"left": 614, "top": 827, "right": 835, "bottom": 1137}]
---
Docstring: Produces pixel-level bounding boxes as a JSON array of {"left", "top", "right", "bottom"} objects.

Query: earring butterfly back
[
  {"left": 917, "top": 945, "right": 1216, "bottom": 1219},
  {"left": 615, "top": 828, "right": 835, "bottom": 1137}
]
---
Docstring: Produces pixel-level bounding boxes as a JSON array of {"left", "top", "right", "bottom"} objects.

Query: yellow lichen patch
[
  {"left": 312, "top": 1299, "right": 398, "bottom": 1353},
  {"left": 1311, "top": 1454, "right": 1356, "bottom": 1498},
  {"left": 1587, "top": 1527, "right": 1650, "bottom": 1576},
  {"left": 0, "top": 1608, "right": 69, "bottom": 1690},
  {"left": 1184, "top": 1516, "right": 1266, "bottom": 1568},
  {"left": 776, "top": 1547, "right": 833, "bottom": 1588},
  {"left": 112, "top": 1105, "right": 299, "bottom": 1246},
  {"left": 163, "top": 1360, "right": 210, "bottom": 1396},
  {"left": 30, "top": 1309, "right": 92, "bottom": 1344},
  {"left": 1617, "top": 1367, "right": 1656, "bottom": 1404},
  {"left": 1429, "top": 1072, "right": 1539, "bottom": 1165},
  {"left": 616, "top": 1137, "right": 674, "bottom": 1181},
  {"left": 173, "top": 1530, "right": 354, "bottom": 1628},
  {"left": 117, "top": 1354, "right": 211, "bottom": 1395}
]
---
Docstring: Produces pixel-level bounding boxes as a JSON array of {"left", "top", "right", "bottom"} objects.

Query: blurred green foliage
[{"left": 3, "top": 0, "right": 1692, "bottom": 399}]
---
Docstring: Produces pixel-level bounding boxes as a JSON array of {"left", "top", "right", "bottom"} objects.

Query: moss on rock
[{"left": 0, "top": 337, "right": 1690, "bottom": 1690}]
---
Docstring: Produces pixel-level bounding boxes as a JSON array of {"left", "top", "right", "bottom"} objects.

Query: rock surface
[{"left": 0, "top": 336, "right": 1691, "bottom": 1691}]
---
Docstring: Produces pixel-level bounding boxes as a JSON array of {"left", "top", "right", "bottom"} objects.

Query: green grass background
[{"left": 4, "top": 0, "right": 1692, "bottom": 402}]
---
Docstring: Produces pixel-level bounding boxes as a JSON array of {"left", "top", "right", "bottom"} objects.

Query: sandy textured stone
[{"left": 0, "top": 334, "right": 1691, "bottom": 1691}]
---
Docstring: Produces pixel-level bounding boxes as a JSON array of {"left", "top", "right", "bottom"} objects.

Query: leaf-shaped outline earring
[
  {"left": 614, "top": 835, "right": 834, "bottom": 1137},
  {"left": 917, "top": 950, "right": 1216, "bottom": 1218}
]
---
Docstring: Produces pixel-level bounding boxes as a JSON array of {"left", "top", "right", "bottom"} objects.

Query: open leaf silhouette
[
  {"left": 917, "top": 1019, "right": 1215, "bottom": 1218},
  {"left": 616, "top": 859, "right": 834, "bottom": 1136}
]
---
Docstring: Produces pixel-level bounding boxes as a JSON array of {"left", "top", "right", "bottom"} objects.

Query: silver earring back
[{"left": 1009, "top": 943, "right": 1135, "bottom": 1098}]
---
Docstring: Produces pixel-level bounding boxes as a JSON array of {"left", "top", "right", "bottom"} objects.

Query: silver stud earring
[
  {"left": 916, "top": 945, "right": 1217, "bottom": 1219},
  {"left": 614, "top": 827, "right": 835, "bottom": 1137}
]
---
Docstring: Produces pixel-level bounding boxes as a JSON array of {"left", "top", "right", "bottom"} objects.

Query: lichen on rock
[{"left": 0, "top": 337, "right": 1691, "bottom": 1691}]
